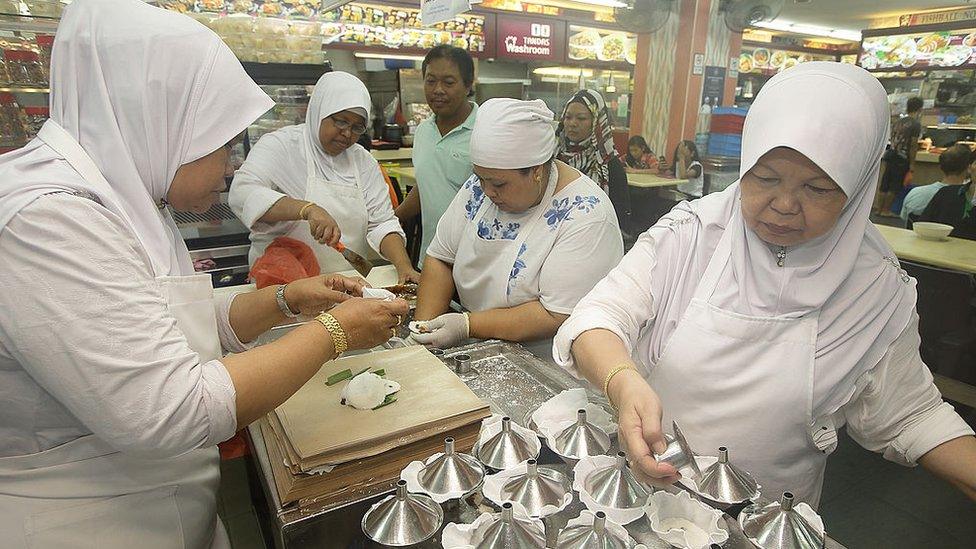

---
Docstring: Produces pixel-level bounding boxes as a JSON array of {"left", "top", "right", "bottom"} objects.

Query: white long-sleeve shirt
[
  {"left": 0, "top": 193, "right": 246, "bottom": 459},
  {"left": 554, "top": 212, "right": 973, "bottom": 466},
  {"left": 228, "top": 125, "right": 404, "bottom": 262}
]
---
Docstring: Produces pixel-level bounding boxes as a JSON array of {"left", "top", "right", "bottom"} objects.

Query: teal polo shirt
[{"left": 412, "top": 102, "right": 478, "bottom": 263}]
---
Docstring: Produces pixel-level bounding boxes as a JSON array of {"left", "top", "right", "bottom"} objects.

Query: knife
[{"left": 334, "top": 241, "right": 372, "bottom": 277}]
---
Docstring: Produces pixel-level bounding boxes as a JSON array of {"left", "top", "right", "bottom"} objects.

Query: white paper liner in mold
[
  {"left": 564, "top": 509, "right": 638, "bottom": 546},
  {"left": 572, "top": 455, "right": 648, "bottom": 525},
  {"left": 399, "top": 452, "right": 475, "bottom": 503},
  {"left": 644, "top": 491, "right": 728, "bottom": 549},
  {"left": 675, "top": 455, "right": 718, "bottom": 494},
  {"left": 482, "top": 460, "right": 573, "bottom": 518},
  {"left": 478, "top": 414, "right": 543, "bottom": 457},
  {"left": 532, "top": 388, "right": 617, "bottom": 445},
  {"left": 362, "top": 287, "right": 396, "bottom": 300},
  {"left": 441, "top": 512, "right": 493, "bottom": 549}
]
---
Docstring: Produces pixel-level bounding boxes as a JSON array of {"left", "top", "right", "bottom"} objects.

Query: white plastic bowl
[{"left": 912, "top": 222, "right": 953, "bottom": 241}]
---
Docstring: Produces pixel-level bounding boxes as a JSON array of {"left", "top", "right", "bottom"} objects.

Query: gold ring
[
  {"left": 396, "top": 315, "right": 403, "bottom": 325},
  {"left": 390, "top": 327, "right": 397, "bottom": 338}
]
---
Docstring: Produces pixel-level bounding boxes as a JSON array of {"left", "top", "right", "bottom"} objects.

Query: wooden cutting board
[{"left": 272, "top": 346, "right": 489, "bottom": 465}]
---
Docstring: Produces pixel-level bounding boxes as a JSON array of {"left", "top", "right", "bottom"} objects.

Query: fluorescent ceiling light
[
  {"left": 353, "top": 52, "right": 425, "bottom": 61},
  {"left": 752, "top": 20, "right": 861, "bottom": 42},
  {"left": 570, "top": 0, "right": 628, "bottom": 7},
  {"left": 533, "top": 67, "right": 594, "bottom": 77}
]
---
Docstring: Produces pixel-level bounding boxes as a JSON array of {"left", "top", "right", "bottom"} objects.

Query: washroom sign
[{"left": 495, "top": 14, "right": 566, "bottom": 62}]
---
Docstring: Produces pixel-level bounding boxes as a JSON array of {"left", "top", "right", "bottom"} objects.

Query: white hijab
[
  {"left": 0, "top": 0, "right": 273, "bottom": 276},
  {"left": 685, "top": 62, "right": 916, "bottom": 417},
  {"left": 303, "top": 71, "right": 371, "bottom": 178}
]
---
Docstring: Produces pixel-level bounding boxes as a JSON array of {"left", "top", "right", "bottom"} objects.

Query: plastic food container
[
  {"left": 0, "top": 92, "right": 27, "bottom": 143},
  {"left": 0, "top": 0, "right": 22, "bottom": 16},
  {"left": 34, "top": 34, "right": 53, "bottom": 81},
  {"left": 4, "top": 50, "right": 44, "bottom": 86},
  {"left": 22, "top": 105, "right": 47, "bottom": 137},
  {"left": 253, "top": 16, "right": 289, "bottom": 36},
  {"left": 24, "top": 0, "right": 61, "bottom": 18}
]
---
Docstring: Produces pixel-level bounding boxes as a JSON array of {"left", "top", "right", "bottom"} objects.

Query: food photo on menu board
[
  {"left": 568, "top": 25, "right": 636, "bottom": 64},
  {"left": 860, "top": 29, "right": 976, "bottom": 70},
  {"left": 738, "top": 47, "right": 834, "bottom": 74}
]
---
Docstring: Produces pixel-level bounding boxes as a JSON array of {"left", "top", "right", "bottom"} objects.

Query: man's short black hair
[
  {"left": 939, "top": 143, "right": 972, "bottom": 176},
  {"left": 906, "top": 96, "right": 924, "bottom": 114},
  {"left": 422, "top": 45, "right": 475, "bottom": 90}
]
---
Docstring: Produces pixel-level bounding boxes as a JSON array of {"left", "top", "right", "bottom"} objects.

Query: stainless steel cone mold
[
  {"left": 697, "top": 446, "right": 761, "bottom": 505},
  {"left": 499, "top": 459, "right": 572, "bottom": 517},
  {"left": 417, "top": 437, "right": 485, "bottom": 497},
  {"left": 655, "top": 421, "right": 702, "bottom": 479},
  {"left": 478, "top": 416, "right": 539, "bottom": 470},
  {"left": 556, "top": 511, "right": 631, "bottom": 549},
  {"left": 361, "top": 479, "right": 444, "bottom": 546},
  {"left": 474, "top": 502, "right": 547, "bottom": 549},
  {"left": 553, "top": 409, "right": 611, "bottom": 460},
  {"left": 738, "top": 492, "right": 825, "bottom": 549},
  {"left": 583, "top": 452, "right": 652, "bottom": 510}
]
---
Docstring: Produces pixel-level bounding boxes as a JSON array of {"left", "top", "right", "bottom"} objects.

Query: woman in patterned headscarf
[{"left": 556, "top": 89, "right": 631, "bottom": 233}]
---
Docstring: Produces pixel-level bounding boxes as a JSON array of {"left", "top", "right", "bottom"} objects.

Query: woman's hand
[
  {"left": 284, "top": 274, "right": 365, "bottom": 316},
  {"left": 330, "top": 297, "right": 409, "bottom": 350},
  {"left": 608, "top": 369, "right": 681, "bottom": 487},
  {"left": 410, "top": 312, "right": 469, "bottom": 348},
  {"left": 397, "top": 265, "right": 422, "bottom": 285},
  {"left": 306, "top": 205, "right": 341, "bottom": 247}
]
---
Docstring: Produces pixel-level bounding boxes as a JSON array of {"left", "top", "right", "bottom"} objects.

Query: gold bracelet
[
  {"left": 315, "top": 313, "right": 348, "bottom": 355},
  {"left": 603, "top": 363, "right": 637, "bottom": 409},
  {"left": 298, "top": 201, "right": 314, "bottom": 220}
]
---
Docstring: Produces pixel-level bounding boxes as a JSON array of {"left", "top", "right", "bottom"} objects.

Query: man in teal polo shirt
[{"left": 396, "top": 45, "right": 478, "bottom": 263}]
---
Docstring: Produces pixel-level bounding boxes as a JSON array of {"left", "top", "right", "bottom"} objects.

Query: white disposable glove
[{"left": 411, "top": 312, "right": 470, "bottom": 348}]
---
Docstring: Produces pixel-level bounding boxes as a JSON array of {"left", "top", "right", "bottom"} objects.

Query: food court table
[
  {"left": 626, "top": 172, "right": 686, "bottom": 189},
  {"left": 244, "top": 330, "right": 845, "bottom": 548},
  {"left": 371, "top": 147, "right": 413, "bottom": 163},
  {"left": 385, "top": 166, "right": 688, "bottom": 190},
  {"left": 875, "top": 224, "right": 976, "bottom": 274}
]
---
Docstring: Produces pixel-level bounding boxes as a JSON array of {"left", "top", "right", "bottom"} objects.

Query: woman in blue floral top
[{"left": 412, "top": 98, "right": 624, "bottom": 348}]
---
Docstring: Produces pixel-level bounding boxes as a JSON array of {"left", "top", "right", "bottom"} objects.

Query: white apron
[
  {"left": 452, "top": 168, "right": 557, "bottom": 312},
  {"left": 249, "top": 139, "right": 372, "bottom": 273},
  {"left": 0, "top": 121, "right": 230, "bottom": 549},
  {"left": 646, "top": 230, "right": 828, "bottom": 508}
]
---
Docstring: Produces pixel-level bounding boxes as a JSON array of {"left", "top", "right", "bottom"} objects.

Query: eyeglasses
[{"left": 330, "top": 116, "right": 368, "bottom": 136}]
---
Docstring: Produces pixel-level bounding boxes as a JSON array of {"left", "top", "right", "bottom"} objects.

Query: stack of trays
[{"left": 708, "top": 106, "right": 748, "bottom": 158}]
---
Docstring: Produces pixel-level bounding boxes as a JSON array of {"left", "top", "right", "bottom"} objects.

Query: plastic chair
[
  {"left": 379, "top": 165, "right": 402, "bottom": 208},
  {"left": 901, "top": 260, "right": 976, "bottom": 384}
]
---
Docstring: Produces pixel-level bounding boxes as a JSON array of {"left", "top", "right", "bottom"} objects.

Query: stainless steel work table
[{"left": 245, "top": 334, "right": 845, "bottom": 548}]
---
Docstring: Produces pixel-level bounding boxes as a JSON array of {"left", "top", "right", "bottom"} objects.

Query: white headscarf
[
  {"left": 304, "top": 71, "right": 371, "bottom": 176},
  {"left": 470, "top": 98, "right": 556, "bottom": 169},
  {"left": 0, "top": 0, "right": 273, "bottom": 276},
  {"left": 684, "top": 62, "right": 916, "bottom": 417}
]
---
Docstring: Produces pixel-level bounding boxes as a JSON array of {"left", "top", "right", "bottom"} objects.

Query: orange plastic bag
[{"left": 249, "top": 236, "right": 320, "bottom": 289}]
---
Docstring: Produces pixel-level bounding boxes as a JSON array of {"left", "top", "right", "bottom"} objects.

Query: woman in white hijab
[
  {"left": 0, "top": 1, "right": 406, "bottom": 547},
  {"left": 412, "top": 98, "right": 623, "bottom": 348},
  {"left": 229, "top": 71, "right": 420, "bottom": 283},
  {"left": 554, "top": 63, "right": 976, "bottom": 507}
]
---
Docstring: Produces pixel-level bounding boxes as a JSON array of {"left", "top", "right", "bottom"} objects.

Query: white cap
[{"left": 470, "top": 98, "right": 556, "bottom": 170}]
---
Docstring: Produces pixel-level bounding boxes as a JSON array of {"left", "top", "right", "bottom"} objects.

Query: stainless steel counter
[{"left": 244, "top": 335, "right": 845, "bottom": 548}]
